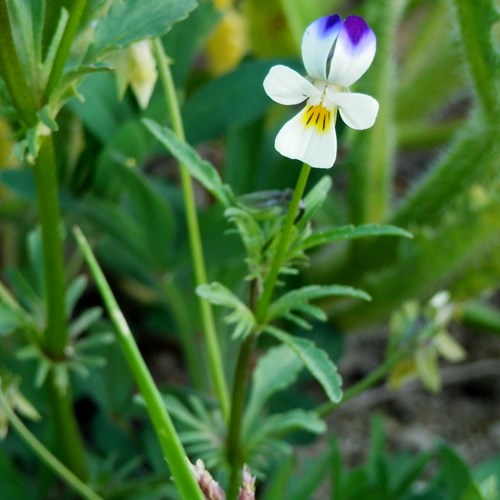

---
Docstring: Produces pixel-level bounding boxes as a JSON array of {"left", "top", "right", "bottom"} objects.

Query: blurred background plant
[{"left": 0, "top": 0, "right": 499, "bottom": 498}]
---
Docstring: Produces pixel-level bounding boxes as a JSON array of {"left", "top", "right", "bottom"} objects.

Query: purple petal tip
[
  {"left": 343, "top": 16, "right": 373, "bottom": 46},
  {"left": 316, "top": 14, "right": 342, "bottom": 38}
]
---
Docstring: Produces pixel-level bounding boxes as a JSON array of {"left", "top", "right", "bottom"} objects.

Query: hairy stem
[
  {"left": 153, "top": 38, "right": 230, "bottom": 420},
  {"left": 226, "top": 333, "right": 257, "bottom": 500},
  {"left": 34, "top": 137, "right": 67, "bottom": 357},
  {"left": 43, "top": 0, "right": 88, "bottom": 103},
  {"left": 227, "top": 165, "right": 311, "bottom": 498},
  {"left": 450, "top": 0, "right": 500, "bottom": 123},
  {"left": 0, "top": 0, "right": 38, "bottom": 125},
  {"left": 34, "top": 137, "right": 89, "bottom": 478},
  {"left": 256, "top": 163, "right": 311, "bottom": 321}
]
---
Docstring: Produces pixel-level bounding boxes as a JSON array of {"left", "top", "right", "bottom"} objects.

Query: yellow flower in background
[
  {"left": 111, "top": 40, "right": 158, "bottom": 109},
  {"left": 205, "top": 0, "right": 248, "bottom": 76}
]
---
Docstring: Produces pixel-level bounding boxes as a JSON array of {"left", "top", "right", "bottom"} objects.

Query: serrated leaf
[
  {"left": 267, "top": 285, "right": 370, "bottom": 329},
  {"left": 225, "top": 207, "right": 265, "bottom": 255},
  {"left": 87, "top": 0, "right": 197, "bottom": 59},
  {"left": 264, "top": 326, "right": 343, "bottom": 403},
  {"left": 143, "top": 119, "right": 234, "bottom": 207},
  {"left": 196, "top": 283, "right": 255, "bottom": 339},
  {"left": 299, "top": 224, "right": 413, "bottom": 252},
  {"left": 246, "top": 344, "right": 303, "bottom": 428}
]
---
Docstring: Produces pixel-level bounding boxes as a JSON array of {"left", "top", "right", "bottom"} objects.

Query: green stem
[
  {"left": 0, "top": 386, "right": 100, "bottom": 500},
  {"left": 450, "top": 0, "right": 500, "bottom": 123},
  {"left": 43, "top": 0, "right": 87, "bottom": 103},
  {"left": 226, "top": 165, "right": 311, "bottom": 497},
  {"left": 226, "top": 333, "right": 257, "bottom": 500},
  {"left": 256, "top": 163, "right": 311, "bottom": 321},
  {"left": 34, "top": 137, "right": 67, "bottom": 357},
  {"left": 153, "top": 38, "right": 230, "bottom": 421},
  {"left": 46, "top": 371, "right": 89, "bottom": 480},
  {"left": 316, "top": 350, "right": 404, "bottom": 418},
  {"left": 74, "top": 227, "right": 204, "bottom": 500},
  {"left": 0, "top": 0, "right": 38, "bottom": 125}
]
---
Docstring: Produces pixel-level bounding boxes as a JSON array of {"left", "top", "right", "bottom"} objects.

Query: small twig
[{"left": 333, "top": 359, "right": 500, "bottom": 414}]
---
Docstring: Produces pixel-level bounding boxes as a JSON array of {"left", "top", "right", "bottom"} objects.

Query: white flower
[
  {"left": 263, "top": 15, "right": 379, "bottom": 169},
  {"left": 111, "top": 40, "right": 158, "bottom": 109}
]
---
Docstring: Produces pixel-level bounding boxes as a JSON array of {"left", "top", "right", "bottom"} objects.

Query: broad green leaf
[
  {"left": 264, "top": 326, "right": 342, "bottom": 403},
  {"left": 182, "top": 59, "right": 301, "bottom": 143},
  {"left": 245, "top": 344, "right": 303, "bottom": 428},
  {"left": 143, "top": 119, "right": 234, "bottom": 207},
  {"left": 267, "top": 285, "right": 370, "bottom": 329},
  {"left": 438, "top": 444, "right": 474, "bottom": 499},
  {"left": 299, "top": 224, "right": 412, "bottom": 252},
  {"left": 86, "top": 0, "right": 197, "bottom": 59},
  {"left": 196, "top": 283, "right": 255, "bottom": 339}
]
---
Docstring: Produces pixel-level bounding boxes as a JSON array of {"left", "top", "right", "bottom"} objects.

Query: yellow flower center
[{"left": 302, "top": 105, "right": 332, "bottom": 133}]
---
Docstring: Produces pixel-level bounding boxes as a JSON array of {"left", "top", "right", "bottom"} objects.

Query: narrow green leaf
[
  {"left": 143, "top": 119, "right": 234, "bottom": 207},
  {"left": 69, "top": 307, "right": 102, "bottom": 338},
  {"left": 86, "top": 0, "right": 197, "bottom": 59},
  {"left": 286, "top": 446, "right": 335, "bottom": 500},
  {"left": 268, "top": 285, "right": 370, "bottom": 328},
  {"left": 196, "top": 283, "right": 255, "bottom": 339},
  {"left": 264, "top": 326, "right": 343, "bottom": 403},
  {"left": 299, "top": 223, "right": 412, "bottom": 251},
  {"left": 65, "top": 276, "right": 87, "bottom": 317}
]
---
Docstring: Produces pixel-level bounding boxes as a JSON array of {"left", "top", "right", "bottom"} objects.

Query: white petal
[
  {"left": 328, "top": 16, "right": 376, "bottom": 87},
  {"left": 263, "top": 65, "right": 319, "bottom": 105},
  {"left": 301, "top": 15, "right": 342, "bottom": 80},
  {"left": 274, "top": 106, "right": 337, "bottom": 169},
  {"left": 327, "top": 91, "right": 379, "bottom": 130}
]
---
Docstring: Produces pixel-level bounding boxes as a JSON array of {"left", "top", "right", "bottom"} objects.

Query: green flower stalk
[{"left": 152, "top": 38, "right": 230, "bottom": 421}]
